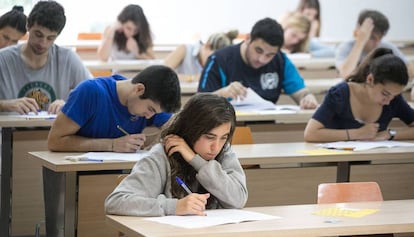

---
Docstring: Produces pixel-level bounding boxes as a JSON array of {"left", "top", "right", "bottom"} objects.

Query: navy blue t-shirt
[
  {"left": 198, "top": 43, "right": 305, "bottom": 103},
  {"left": 312, "top": 82, "right": 414, "bottom": 131}
]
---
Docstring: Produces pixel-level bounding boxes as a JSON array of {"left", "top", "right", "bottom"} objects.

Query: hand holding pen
[
  {"left": 113, "top": 125, "right": 146, "bottom": 152},
  {"left": 175, "top": 176, "right": 210, "bottom": 216}
]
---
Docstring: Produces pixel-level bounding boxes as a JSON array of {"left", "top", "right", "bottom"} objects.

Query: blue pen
[{"left": 175, "top": 176, "right": 192, "bottom": 194}]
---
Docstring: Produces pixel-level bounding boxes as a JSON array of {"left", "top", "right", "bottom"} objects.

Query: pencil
[{"left": 116, "top": 125, "right": 130, "bottom": 135}]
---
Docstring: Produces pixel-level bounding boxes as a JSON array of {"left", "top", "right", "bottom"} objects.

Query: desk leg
[
  {"left": 336, "top": 161, "right": 350, "bottom": 182},
  {"left": 1, "top": 127, "right": 12, "bottom": 237},
  {"left": 43, "top": 168, "right": 76, "bottom": 237}
]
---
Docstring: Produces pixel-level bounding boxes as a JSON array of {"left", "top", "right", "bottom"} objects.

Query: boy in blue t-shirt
[{"left": 48, "top": 65, "right": 181, "bottom": 153}]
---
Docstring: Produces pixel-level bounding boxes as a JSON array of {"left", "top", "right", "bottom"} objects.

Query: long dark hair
[
  {"left": 161, "top": 93, "right": 236, "bottom": 200},
  {"left": 346, "top": 47, "right": 408, "bottom": 86},
  {"left": 114, "top": 4, "right": 153, "bottom": 54}
]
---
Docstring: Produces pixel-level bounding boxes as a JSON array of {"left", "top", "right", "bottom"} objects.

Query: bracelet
[{"left": 346, "top": 129, "right": 350, "bottom": 141}]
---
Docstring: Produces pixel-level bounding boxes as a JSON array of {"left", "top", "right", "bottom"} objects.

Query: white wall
[{"left": 4, "top": 0, "right": 414, "bottom": 44}]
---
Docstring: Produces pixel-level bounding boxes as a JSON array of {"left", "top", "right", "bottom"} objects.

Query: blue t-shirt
[
  {"left": 312, "top": 82, "right": 414, "bottom": 131},
  {"left": 198, "top": 43, "right": 305, "bottom": 103},
  {"left": 61, "top": 75, "right": 171, "bottom": 138}
]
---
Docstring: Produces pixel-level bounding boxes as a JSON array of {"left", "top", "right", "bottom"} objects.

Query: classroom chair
[
  {"left": 77, "top": 32, "right": 112, "bottom": 77},
  {"left": 231, "top": 126, "right": 254, "bottom": 145},
  {"left": 317, "top": 182, "right": 393, "bottom": 237},
  {"left": 317, "top": 181, "right": 383, "bottom": 204}
]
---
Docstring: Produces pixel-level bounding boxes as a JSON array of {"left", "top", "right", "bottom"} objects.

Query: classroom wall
[{"left": 2, "top": 0, "right": 414, "bottom": 44}]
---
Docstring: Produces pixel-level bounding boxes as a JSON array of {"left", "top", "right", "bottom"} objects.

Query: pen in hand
[
  {"left": 117, "top": 125, "right": 130, "bottom": 136},
  {"left": 175, "top": 176, "right": 192, "bottom": 194}
]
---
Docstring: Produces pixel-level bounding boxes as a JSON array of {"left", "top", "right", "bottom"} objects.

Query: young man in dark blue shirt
[{"left": 198, "top": 17, "right": 318, "bottom": 109}]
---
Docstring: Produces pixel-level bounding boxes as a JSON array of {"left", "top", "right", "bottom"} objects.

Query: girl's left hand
[{"left": 164, "top": 135, "right": 196, "bottom": 162}]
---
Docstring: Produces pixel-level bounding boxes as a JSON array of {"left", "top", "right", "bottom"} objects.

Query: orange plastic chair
[
  {"left": 231, "top": 126, "right": 254, "bottom": 145},
  {"left": 317, "top": 181, "right": 383, "bottom": 204},
  {"left": 317, "top": 182, "right": 392, "bottom": 237}
]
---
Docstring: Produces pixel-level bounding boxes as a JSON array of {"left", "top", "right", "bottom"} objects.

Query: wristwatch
[{"left": 388, "top": 129, "right": 396, "bottom": 140}]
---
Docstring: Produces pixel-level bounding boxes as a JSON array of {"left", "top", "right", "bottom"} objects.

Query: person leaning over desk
[
  {"left": 0, "top": 1, "right": 92, "bottom": 115},
  {"left": 304, "top": 47, "right": 414, "bottom": 142},
  {"left": 105, "top": 93, "right": 247, "bottom": 216},
  {"left": 47, "top": 65, "right": 181, "bottom": 153},
  {"left": 197, "top": 17, "right": 318, "bottom": 109}
]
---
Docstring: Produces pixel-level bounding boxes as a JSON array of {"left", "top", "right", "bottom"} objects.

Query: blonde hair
[
  {"left": 281, "top": 12, "right": 311, "bottom": 53},
  {"left": 206, "top": 29, "right": 239, "bottom": 51}
]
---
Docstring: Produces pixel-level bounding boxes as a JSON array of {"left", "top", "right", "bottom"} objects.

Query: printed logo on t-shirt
[
  {"left": 260, "top": 72, "right": 279, "bottom": 90},
  {"left": 18, "top": 81, "right": 56, "bottom": 111}
]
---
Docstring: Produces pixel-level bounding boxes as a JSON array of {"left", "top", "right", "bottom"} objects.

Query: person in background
[
  {"left": 335, "top": 9, "right": 414, "bottom": 80},
  {"left": 279, "top": 0, "right": 321, "bottom": 39},
  {"left": 198, "top": 17, "right": 318, "bottom": 109},
  {"left": 305, "top": 48, "right": 414, "bottom": 142},
  {"left": 0, "top": 5, "right": 26, "bottom": 49},
  {"left": 98, "top": 4, "right": 155, "bottom": 61},
  {"left": 281, "top": 12, "right": 334, "bottom": 58},
  {"left": 48, "top": 65, "right": 181, "bottom": 153},
  {"left": 164, "top": 30, "right": 238, "bottom": 75},
  {"left": 105, "top": 93, "right": 247, "bottom": 216},
  {"left": 0, "top": 1, "right": 92, "bottom": 115}
]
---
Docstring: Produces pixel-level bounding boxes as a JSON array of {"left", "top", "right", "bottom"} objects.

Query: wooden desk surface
[
  {"left": 0, "top": 115, "right": 54, "bottom": 127},
  {"left": 83, "top": 59, "right": 164, "bottom": 71},
  {"left": 106, "top": 199, "right": 414, "bottom": 237},
  {"left": 28, "top": 141, "right": 414, "bottom": 171}
]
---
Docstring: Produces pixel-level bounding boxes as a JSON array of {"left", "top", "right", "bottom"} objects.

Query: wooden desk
[
  {"left": 0, "top": 115, "right": 53, "bottom": 237},
  {"left": 28, "top": 143, "right": 414, "bottom": 236},
  {"left": 106, "top": 199, "right": 414, "bottom": 237},
  {"left": 83, "top": 59, "right": 164, "bottom": 71}
]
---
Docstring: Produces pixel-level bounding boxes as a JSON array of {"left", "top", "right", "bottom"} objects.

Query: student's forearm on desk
[{"left": 48, "top": 135, "right": 113, "bottom": 152}]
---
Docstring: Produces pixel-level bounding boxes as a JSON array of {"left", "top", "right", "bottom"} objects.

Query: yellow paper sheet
[
  {"left": 313, "top": 207, "right": 379, "bottom": 218},
  {"left": 300, "top": 149, "right": 353, "bottom": 155}
]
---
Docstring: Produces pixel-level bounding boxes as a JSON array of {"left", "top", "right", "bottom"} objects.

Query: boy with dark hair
[
  {"left": 0, "top": 1, "right": 92, "bottom": 114},
  {"left": 48, "top": 65, "right": 182, "bottom": 153},
  {"left": 198, "top": 17, "right": 317, "bottom": 109}
]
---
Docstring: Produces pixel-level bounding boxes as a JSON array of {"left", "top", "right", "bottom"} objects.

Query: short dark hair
[
  {"left": 357, "top": 10, "right": 389, "bottom": 35},
  {"left": 131, "top": 65, "right": 181, "bottom": 113},
  {"left": 250, "top": 17, "right": 284, "bottom": 47},
  {"left": 347, "top": 47, "right": 408, "bottom": 86},
  {"left": 0, "top": 5, "right": 27, "bottom": 34},
  {"left": 27, "top": 1, "right": 66, "bottom": 34}
]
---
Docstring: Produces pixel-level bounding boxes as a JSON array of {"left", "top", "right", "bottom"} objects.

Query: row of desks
[
  {"left": 106, "top": 199, "right": 414, "bottom": 237},
  {"left": 27, "top": 143, "right": 414, "bottom": 237},
  {"left": 82, "top": 55, "right": 414, "bottom": 71},
  {"left": 2, "top": 110, "right": 414, "bottom": 236}
]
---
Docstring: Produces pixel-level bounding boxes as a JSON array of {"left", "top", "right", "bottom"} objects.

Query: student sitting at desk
[
  {"left": 280, "top": 12, "right": 334, "bottom": 58},
  {"left": 163, "top": 30, "right": 238, "bottom": 75},
  {"left": 105, "top": 93, "right": 247, "bottom": 216},
  {"left": 47, "top": 65, "right": 181, "bottom": 152},
  {"left": 305, "top": 47, "right": 414, "bottom": 142},
  {"left": 0, "top": 1, "right": 92, "bottom": 115},
  {"left": 0, "top": 5, "right": 26, "bottom": 49},
  {"left": 98, "top": 4, "right": 155, "bottom": 62},
  {"left": 335, "top": 9, "right": 414, "bottom": 101},
  {"left": 198, "top": 17, "right": 318, "bottom": 109}
]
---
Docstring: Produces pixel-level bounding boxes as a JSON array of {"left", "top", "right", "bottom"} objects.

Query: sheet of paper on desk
[
  {"left": 144, "top": 209, "right": 280, "bottom": 228},
  {"left": 16, "top": 111, "right": 57, "bottom": 120},
  {"left": 65, "top": 151, "right": 148, "bottom": 161},
  {"left": 231, "top": 88, "right": 299, "bottom": 112},
  {"left": 319, "top": 140, "right": 414, "bottom": 151}
]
